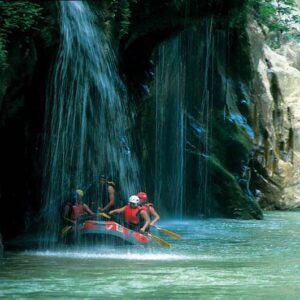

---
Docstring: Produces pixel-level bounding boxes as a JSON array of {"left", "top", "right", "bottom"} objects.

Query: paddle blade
[
  {"left": 61, "top": 226, "right": 72, "bottom": 238},
  {"left": 154, "top": 226, "right": 181, "bottom": 240},
  {"left": 147, "top": 233, "right": 171, "bottom": 248},
  {"left": 98, "top": 212, "right": 111, "bottom": 219}
]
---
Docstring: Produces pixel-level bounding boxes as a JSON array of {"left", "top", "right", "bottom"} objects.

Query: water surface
[{"left": 1, "top": 211, "right": 300, "bottom": 299}]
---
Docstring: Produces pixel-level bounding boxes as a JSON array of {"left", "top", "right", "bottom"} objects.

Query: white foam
[{"left": 24, "top": 250, "right": 196, "bottom": 261}]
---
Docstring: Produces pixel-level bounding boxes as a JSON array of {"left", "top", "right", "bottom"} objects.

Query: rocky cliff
[{"left": 248, "top": 19, "right": 300, "bottom": 210}]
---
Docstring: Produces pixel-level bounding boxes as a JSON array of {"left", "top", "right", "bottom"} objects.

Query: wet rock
[{"left": 0, "top": 232, "right": 3, "bottom": 258}]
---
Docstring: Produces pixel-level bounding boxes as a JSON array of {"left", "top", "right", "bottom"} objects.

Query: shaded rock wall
[
  {"left": 0, "top": 2, "right": 58, "bottom": 239},
  {"left": 0, "top": 0, "right": 267, "bottom": 242},
  {"left": 130, "top": 19, "right": 262, "bottom": 219},
  {"left": 0, "top": 232, "right": 3, "bottom": 258}
]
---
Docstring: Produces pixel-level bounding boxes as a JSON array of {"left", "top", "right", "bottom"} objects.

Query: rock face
[
  {"left": 0, "top": 232, "right": 3, "bottom": 258},
  {"left": 0, "top": 2, "right": 58, "bottom": 239},
  {"left": 134, "top": 22, "right": 264, "bottom": 219},
  {"left": 248, "top": 21, "right": 300, "bottom": 210}
]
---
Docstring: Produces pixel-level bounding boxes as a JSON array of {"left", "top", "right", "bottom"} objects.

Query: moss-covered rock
[{"left": 208, "top": 154, "right": 263, "bottom": 219}]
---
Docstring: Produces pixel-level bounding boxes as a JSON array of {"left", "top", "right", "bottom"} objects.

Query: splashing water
[{"left": 41, "top": 1, "right": 139, "bottom": 246}]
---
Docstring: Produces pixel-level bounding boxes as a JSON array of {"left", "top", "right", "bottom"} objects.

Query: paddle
[
  {"left": 61, "top": 213, "right": 109, "bottom": 239},
  {"left": 152, "top": 225, "right": 181, "bottom": 240},
  {"left": 61, "top": 226, "right": 72, "bottom": 238},
  {"left": 146, "top": 233, "right": 171, "bottom": 248},
  {"left": 97, "top": 212, "right": 111, "bottom": 219}
]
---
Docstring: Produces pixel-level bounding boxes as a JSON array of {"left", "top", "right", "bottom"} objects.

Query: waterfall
[
  {"left": 154, "top": 36, "right": 186, "bottom": 216},
  {"left": 153, "top": 20, "right": 214, "bottom": 217},
  {"left": 41, "top": 1, "right": 139, "bottom": 246}
]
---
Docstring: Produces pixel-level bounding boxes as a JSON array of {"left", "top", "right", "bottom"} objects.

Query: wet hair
[
  {"left": 70, "top": 192, "right": 81, "bottom": 204},
  {"left": 100, "top": 174, "right": 116, "bottom": 187}
]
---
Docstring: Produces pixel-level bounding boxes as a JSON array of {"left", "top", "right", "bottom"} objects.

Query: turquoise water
[{"left": 1, "top": 211, "right": 300, "bottom": 299}]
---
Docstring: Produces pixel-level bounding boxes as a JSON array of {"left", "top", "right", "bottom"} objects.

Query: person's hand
[
  {"left": 140, "top": 228, "right": 145, "bottom": 234},
  {"left": 98, "top": 207, "right": 104, "bottom": 212}
]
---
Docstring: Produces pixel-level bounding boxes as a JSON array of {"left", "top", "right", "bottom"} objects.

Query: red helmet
[{"left": 137, "top": 192, "right": 148, "bottom": 203}]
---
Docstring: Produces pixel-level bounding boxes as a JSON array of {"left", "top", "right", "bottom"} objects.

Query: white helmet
[{"left": 128, "top": 195, "right": 140, "bottom": 206}]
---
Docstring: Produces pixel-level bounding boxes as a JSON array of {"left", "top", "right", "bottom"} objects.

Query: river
[{"left": 1, "top": 211, "right": 300, "bottom": 299}]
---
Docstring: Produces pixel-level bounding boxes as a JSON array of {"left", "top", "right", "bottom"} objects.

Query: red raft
[{"left": 78, "top": 220, "right": 153, "bottom": 246}]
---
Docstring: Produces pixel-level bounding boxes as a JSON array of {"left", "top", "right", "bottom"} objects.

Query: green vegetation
[
  {"left": 207, "top": 154, "right": 263, "bottom": 219},
  {"left": 250, "top": 0, "right": 300, "bottom": 48},
  {"left": 104, "top": 0, "right": 140, "bottom": 39},
  {"left": 0, "top": 0, "right": 43, "bottom": 69},
  {"left": 229, "top": 0, "right": 299, "bottom": 48}
]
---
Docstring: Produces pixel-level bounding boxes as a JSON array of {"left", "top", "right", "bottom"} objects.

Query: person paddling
[
  {"left": 137, "top": 192, "right": 160, "bottom": 226},
  {"left": 63, "top": 189, "right": 94, "bottom": 225},
  {"left": 109, "top": 195, "right": 150, "bottom": 233}
]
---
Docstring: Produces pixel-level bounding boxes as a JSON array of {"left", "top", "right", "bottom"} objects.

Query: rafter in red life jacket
[
  {"left": 124, "top": 204, "right": 147, "bottom": 224},
  {"left": 71, "top": 203, "right": 85, "bottom": 220}
]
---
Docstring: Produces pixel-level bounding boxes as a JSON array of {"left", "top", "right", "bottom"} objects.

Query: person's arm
[
  {"left": 83, "top": 204, "right": 94, "bottom": 215},
  {"left": 140, "top": 210, "right": 150, "bottom": 233},
  {"left": 101, "top": 185, "right": 115, "bottom": 211},
  {"left": 109, "top": 206, "right": 125, "bottom": 215},
  {"left": 63, "top": 205, "right": 76, "bottom": 224},
  {"left": 149, "top": 206, "right": 160, "bottom": 226}
]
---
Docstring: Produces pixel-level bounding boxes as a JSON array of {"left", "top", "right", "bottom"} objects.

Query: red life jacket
[
  {"left": 71, "top": 203, "right": 85, "bottom": 220},
  {"left": 124, "top": 204, "right": 146, "bottom": 224},
  {"left": 141, "top": 203, "right": 154, "bottom": 212}
]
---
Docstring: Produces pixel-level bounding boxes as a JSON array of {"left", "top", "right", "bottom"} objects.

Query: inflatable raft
[{"left": 76, "top": 220, "right": 153, "bottom": 246}]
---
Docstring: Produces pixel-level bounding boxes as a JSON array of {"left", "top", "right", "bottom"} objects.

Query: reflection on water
[{"left": 1, "top": 211, "right": 300, "bottom": 299}]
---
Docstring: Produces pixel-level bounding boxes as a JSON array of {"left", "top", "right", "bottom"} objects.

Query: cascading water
[
  {"left": 152, "top": 20, "right": 214, "bottom": 217},
  {"left": 154, "top": 36, "right": 186, "bottom": 216},
  {"left": 41, "top": 1, "right": 139, "bottom": 246}
]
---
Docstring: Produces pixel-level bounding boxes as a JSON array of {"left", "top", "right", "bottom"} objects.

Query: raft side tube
[{"left": 79, "top": 220, "right": 151, "bottom": 246}]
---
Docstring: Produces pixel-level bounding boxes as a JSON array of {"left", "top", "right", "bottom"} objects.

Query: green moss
[
  {"left": 204, "top": 98, "right": 263, "bottom": 219},
  {"left": 208, "top": 155, "right": 263, "bottom": 219},
  {"left": 210, "top": 110, "right": 252, "bottom": 174}
]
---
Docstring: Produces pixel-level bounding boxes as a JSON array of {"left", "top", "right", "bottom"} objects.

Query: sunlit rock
[{"left": 248, "top": 20, "right": 300, "bottom": 210}]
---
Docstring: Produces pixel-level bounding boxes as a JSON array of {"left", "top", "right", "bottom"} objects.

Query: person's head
[
  {"left": 137, "top": 192, "right": 148, "bottom": 204},
  {"left": 76, "top": 189, "right": 84, "bottom": 198},
  {"left": 100, "top": 174, "right": 107, "bottom": 184},
  {"left": 100, "top": 174, "right": 116, "bottom": 188},
  {"left": 128, "top": 195, "right": 140, "bottom": 208},
  {"left": 71, "top": 189, "right": 83, "bottom": 205}
]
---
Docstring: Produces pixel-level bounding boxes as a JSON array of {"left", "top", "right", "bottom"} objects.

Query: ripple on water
[{"left": 1, "top": 212, "right": 300, "bottom": 300}]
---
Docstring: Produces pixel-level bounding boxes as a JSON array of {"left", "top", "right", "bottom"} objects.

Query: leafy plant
[
  {"left": 250, "top": 0, "right": 300, "bottom": 48},
  {"left": 0, "top": 0, "right": 43, "bottom": 69},
  {"left": 104, "top": 0, "right": 140, "bottom": 39}
]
